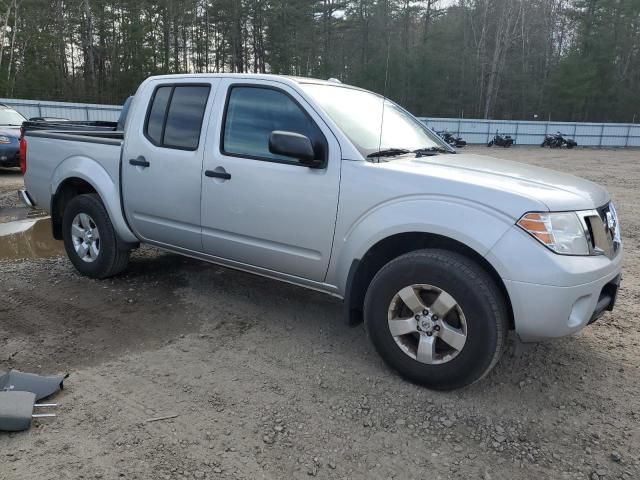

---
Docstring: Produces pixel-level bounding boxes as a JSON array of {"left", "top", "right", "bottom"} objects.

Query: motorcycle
[
  {"left": 437, "top": 130, "right": 467, "bottom": 148},
  {"left": 541, "top": 132, "right": 577, "bottom": 149},
  {"left": 487, "top": 131, "right": 515, "bottom": 148}
]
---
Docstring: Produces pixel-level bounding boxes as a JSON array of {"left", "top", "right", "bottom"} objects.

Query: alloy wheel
[
  {"left": 70, "top": 213, "right": 101, "bottom": 263},
  {"left": 387, "top": 284, "right": 467, "bottom": 365}
]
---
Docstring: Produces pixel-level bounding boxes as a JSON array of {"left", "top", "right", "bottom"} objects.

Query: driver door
[{"left": 200, "top": 79, "right": 341, "bottom": 282}]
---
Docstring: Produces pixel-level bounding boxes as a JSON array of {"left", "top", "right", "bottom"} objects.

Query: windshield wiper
[
  {"left": 0, "top": 123, "right": 22, "bottom": 126},
  {"left": 367, "top": 146, "right": 454, "bottom": 161},
  {"left": 413, "top": 146, "right": 455, "bottom": 156},
  {"left": 366, "top": 148, "right": 411, "bottom": 159}
]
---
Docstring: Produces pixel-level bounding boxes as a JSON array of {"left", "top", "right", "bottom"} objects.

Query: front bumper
[
  {"left": 486, "top": 225, "right": 623, "bottom": 342},
  {"left": 504, "top": 270, "right": 621, "bottom": 342}
]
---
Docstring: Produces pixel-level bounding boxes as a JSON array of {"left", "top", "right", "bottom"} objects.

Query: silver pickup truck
[{"left": 20, "top": 74, "right": 623, "bottom": 390}]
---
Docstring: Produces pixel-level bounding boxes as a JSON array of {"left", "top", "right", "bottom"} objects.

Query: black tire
[
  {"left": 487, "top": 141, "right": 493, "bottom": 147},
  {"left": 364, "top": 249, "right": 508, "bottom": 390},
  {"left": 541, "top": 141, "right": 547, "bottom": 148},
  {"left": 62, "top": 193, "right": 130, "bottom": 279}
]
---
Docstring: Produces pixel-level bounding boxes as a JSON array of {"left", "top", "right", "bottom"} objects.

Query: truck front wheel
[
  {"left": 62, "top": 193, "right": 130, "bottom": 279},
  {"left": 364, "top": 249, "right": 508, "bottom": 390}
]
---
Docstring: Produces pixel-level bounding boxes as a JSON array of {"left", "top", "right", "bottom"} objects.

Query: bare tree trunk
[
  {"left": 56, "top": 0, "right": 67, "bottom": 79},
  {"left": 82, "top": 0, "right": 96, "bottom": 88},
  {"left": 204, "top": 2, "right": 209, "bottom": 71},
  {"left": 474, "top": 0, "right": 489, "bottom": 117},
  {"left": 423, "top": 0, "right": 438, "bottom": 40},
  {"left": 70, "top": 33, "right": 76, "bottom": 84},
  {"left": 231, "top": 2, "right": 244, "bottom": 73},
  {"left": 358, "top": 0, "right": 369, "bottom": 73},
  {"left": 483, "top": 0, "right": 518, "bottom": 119},
  {"left": 173, "top": 5, "right": 179, "bottom": 73},
  {"left": 163, "top": 1, "right": 171, "bottom": 72},
  {"left": 6, "top": 0, "right": 19, "bottom": 94},
  {"left": 182, "top": 18, "right": 187, "bottom": 72},
  {"left": 0, "top": 3, "right": 13, "bottom": 71},
  {"left": 401, "top": 0, "right": 411, "bottom": 104}
]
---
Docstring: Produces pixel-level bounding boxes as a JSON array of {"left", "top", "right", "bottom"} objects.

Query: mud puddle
[
  {"left": 0, "top": 206, "right": 48, "bottom": 223},
  {"left": 0, "top": 217, "right": 64, "bottom": 260}
]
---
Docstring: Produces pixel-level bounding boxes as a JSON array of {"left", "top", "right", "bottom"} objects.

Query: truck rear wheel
[
  {"left": 62, "top": 193, "right": 130, "bottom": 279},
  {"left": 364, "top": 249, "right": 508, "bottom": 390}
]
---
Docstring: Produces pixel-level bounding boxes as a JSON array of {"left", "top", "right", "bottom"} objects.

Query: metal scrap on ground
[
  {"left": 0, "top": 370, "right": 67, "bottom": 401},
  {"left": 0, "top": 391, "right": 57, "bottom": 432}
]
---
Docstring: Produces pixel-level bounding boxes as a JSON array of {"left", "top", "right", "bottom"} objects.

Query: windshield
[
  {"left": 0, "top": 107, "right": 26, "bottom": 126},
  {"left": 300, "top": 83, "right": 451, "bottom": 157}
]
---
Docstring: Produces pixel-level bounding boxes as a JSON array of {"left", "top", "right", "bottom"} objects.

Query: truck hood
[{"left": 393, "top": 153, "right": 609, "bottom": 213}]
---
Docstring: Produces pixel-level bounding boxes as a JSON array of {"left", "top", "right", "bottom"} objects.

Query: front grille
[{"left": 581, "top": 203, "right": 621, "bottom": 259}]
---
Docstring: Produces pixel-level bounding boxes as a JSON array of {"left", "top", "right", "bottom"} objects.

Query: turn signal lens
[{"left": 517, "top": 212, "right": 589, "bottom": 255}]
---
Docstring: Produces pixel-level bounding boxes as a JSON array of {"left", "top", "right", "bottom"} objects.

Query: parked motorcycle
[
  {"left": 541, "top": 132, "right": 577, "bottom": 149},
  {"left": 437, "top": 130, "right": 467, "bottom": 148},
  {"left": 487, "top": 131, "right": 515, "bottom": 148}
]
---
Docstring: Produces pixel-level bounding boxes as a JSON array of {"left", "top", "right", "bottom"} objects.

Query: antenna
[{"left": 376, "top": 29, "right": 392, "bottom": 162}]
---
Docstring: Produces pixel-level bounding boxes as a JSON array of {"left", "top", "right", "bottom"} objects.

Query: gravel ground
[
  {"left": 0, "top": 167, "right": 22, "bottom": 208},
  {"left": 1, "top": 147, "right": 639, "bottom": 480}
]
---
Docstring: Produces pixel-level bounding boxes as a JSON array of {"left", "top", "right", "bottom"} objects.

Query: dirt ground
[
  {"left": 1, "top": 148, "right": 639, "bottom": 480},
  {"left": 0, "top": 167, "right": 22, "bottom": 209}
]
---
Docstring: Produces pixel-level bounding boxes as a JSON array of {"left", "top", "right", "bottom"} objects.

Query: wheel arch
[
  {"left": 343, "top": 232, "right": 514, "bottom": 330},
  {"left": 51, "top": 177, "right": 97, "bottom": 239},
  {"left": 50, "top": 156, "right": 137, "bottom": 244}
]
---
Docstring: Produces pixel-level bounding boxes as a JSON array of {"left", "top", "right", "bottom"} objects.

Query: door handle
[
  {"left": 205, "top": 169, "right": 231, "bottom": 180},
  {"left": 129, "top": 156, "right": 150, "bottom": 168}
]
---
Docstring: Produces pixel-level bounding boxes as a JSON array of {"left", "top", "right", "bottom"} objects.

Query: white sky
[{"left": 333, "top": 1, "right": 457, "bottom": 19}]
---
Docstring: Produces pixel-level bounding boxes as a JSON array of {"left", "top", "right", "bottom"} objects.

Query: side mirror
[{"left": 269, "top": 131, "right": 323, "bottom": 168}]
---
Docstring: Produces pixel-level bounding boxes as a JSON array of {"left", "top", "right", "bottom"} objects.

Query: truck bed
[
  {"left": 23, "top": 128, "right": 124, "bottom": 216},
  {"left": 25, "top": 129, "right": 124, "bottom": 144},
  {"left": 23, "top": 117, "right": 124, "bottom": 145},
  {"left": 22, "top": 120, "right": 119, "bottom": 133}
]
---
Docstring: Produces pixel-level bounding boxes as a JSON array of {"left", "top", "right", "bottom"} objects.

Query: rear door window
[
  {"left": 145, "top": 84, "right": 211, "bottom": 150},
  {"left": 146, "top": 87, "right": 171, "bottom": 145}
]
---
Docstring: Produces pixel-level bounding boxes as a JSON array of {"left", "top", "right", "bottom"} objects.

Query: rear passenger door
[{"left": 122, "top": 79, "right": 217, "bottom": 251}]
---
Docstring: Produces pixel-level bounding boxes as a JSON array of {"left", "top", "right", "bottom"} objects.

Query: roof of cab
[{"left": 143, "top": 73, "right": 348, "bottom": 87}]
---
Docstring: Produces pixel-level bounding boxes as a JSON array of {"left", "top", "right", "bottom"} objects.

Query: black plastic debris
[
  {"left": 0, "top": 391, "right": 57, "bottom": 431},
  {"left": 0, "top": 370, "right": 67, "bottom": 401}
]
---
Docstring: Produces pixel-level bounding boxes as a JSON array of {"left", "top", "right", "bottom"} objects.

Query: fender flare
[
  {"left": 51, "top": 156, "right": 138, "bottom": 244},
  {"left": 329, "top": 196, "right": 515, "bottom": 296}
]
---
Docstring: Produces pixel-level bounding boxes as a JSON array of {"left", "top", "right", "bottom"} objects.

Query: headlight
[
  {"left": 0, "top": 135, "right": 11, "bottom": 144},
  {"left": 607, "top": 202, "right": 621, "bottom": 246},
  {"left": 517, "top": 211, "right": 590, "bottom": 255}
]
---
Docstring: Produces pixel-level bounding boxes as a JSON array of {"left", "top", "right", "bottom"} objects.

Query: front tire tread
[{"left": 363, "top": 249, "right": 508, "bottom": 390}]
